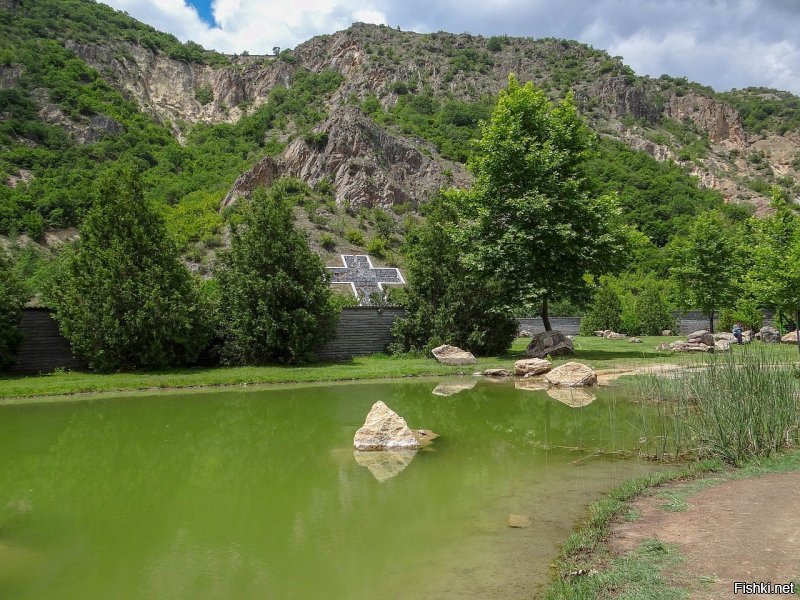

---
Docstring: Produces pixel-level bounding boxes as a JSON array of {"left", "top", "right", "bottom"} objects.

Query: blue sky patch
[{"left": 186, "top": 0, "right": 217, "bottom": 27}]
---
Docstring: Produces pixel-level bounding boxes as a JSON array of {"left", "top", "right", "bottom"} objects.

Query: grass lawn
[{"left": 1, "top": 336, "right": 797, "bottom": 400}]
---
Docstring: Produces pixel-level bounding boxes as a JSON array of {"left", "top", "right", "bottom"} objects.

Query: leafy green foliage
[
  {"left": 670, "top": 211, "right": 742, "bottom": 331},
  {"left": 630, "top": 279, "right": 677, "bottom": 335},
  {"left": 462, "top": 76, "right": 629, "bottom": 324},
  {"left": 746, "top": 190, "right": 800, "bottom": 346},
  {"left": 579, "top": 284, "right": 623, "bottom": 335},
  {"left": 215, "top": 182, "right": 337, "bottom": 365},
  {"left": 719, "top": 88, "right": 800, "bottom": 135},
  {"left": 0, "top": 248, "right": 26, "bottom": 371},
  {"left": 47, "top": 166, "right": 208, "bottom": 371},
  {"left": 391, "top": 194, "right": 517, "bottom": 355},
  {"left": 719, "top": 297, "right": 764, "bottom": 333},
  {"left": 586, "top": 139, "right": 749, "bottom": 246}
]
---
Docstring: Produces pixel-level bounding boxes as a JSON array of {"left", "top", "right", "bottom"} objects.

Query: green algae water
[{"left": 0, "top": 378, "right": 664, "bottom": 599}]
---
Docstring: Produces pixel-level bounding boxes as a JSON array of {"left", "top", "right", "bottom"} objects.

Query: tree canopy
[
  {"left": 0, "top": 248, "right": 26, "bottom": 371},
  {"left": 461, "top": 75, "right": 629, "bottom": 328}
]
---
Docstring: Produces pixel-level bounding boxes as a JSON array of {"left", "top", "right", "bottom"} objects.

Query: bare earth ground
[{"left": 610, "top": 472, "right": 800, "bottom": 599}]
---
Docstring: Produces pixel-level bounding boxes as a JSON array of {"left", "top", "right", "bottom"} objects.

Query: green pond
[{"left": 0, "top": 377, "right": 667, "bottom": 599}]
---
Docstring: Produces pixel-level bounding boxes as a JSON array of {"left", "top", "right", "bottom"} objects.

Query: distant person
[{"left": 733, "top": 322, "right": 743, "bottom": 345}]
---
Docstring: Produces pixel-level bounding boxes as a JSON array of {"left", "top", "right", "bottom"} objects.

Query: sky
[{"left": 103, "top": 0, "right": 800, "bottom": 94}]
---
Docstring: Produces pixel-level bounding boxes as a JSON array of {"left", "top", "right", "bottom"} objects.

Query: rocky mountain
[{"left": 3, "top": 0, "right": 800, "bottom": 259}]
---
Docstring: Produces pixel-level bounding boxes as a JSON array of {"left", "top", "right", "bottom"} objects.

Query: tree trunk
[
  {"left": 541, "top": 298, "right": 552, "bottom": 332},
  {"left": 796, "top": 310, "right": 800, "bottom": 355},
  {"left": 709, "top": 309, "right": 715, "bottom": 334}
]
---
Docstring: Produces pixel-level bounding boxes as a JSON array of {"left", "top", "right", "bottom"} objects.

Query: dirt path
[{"left": 610, "top": 472, "right": 800, "bottom": 599}]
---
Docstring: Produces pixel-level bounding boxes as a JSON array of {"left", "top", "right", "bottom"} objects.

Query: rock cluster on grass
[
  {"left": 715, "top": 340, "right": 731, "bottom": 352},
  {"left": 431, "top": 344, "right": 476, "bottom": 365},
  {"left": 604, "top": 331, "right": 627, "bottom": 340},
  {"left": 526, "top": 330, "right": 574, "bottom": 359},
  {"left": 687, "top": 330, "right": 715, "bottom": 347}
]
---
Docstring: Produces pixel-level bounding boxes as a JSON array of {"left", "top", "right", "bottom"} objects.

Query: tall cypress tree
[
  {"left": 215, "top": 183, "right": 337, "bottom": 365},
  {"left": 49, "top": 165, "right": 206, "bottom": 371},
  {"left": 0, "top": 249, "right": 25, "bottom": 371}
]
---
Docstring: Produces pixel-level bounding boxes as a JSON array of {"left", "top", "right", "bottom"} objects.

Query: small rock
[
  {"left": 670, "top": 341, "right": 714, "bottom": 353},
  {"left": 507, "top": 514, "right": 531, "bottom": 528},
  {"left": 484, "top": 368, "right": 511, "bottom": 377},
  {"left": 628, "top": 337, "right": 642, "bottom": 343},
  {"left": 526, "top": 330, "right": 574, "bottom": 359},
  {"left": 661, "top": 330, "right": 674, "bottom": 336},
  {"left": 604, "top": 331, "right": 627, "bottom": 340},
  {"left": 545, "top": 362, "right": 597, "bottom": 387},
  {"left": 513, "top": 358, "right": 553, "bottom": 377},
  {"left": 781, "top": 331, "right": 799, "bottom": 344},
  {"left": 431, "top": 344, "right": 476, "bottom": 366},
  {"left": 593, "top": 330, "right": 605, "bottom": 337},
  {"left": 518, "top": 329, "right": 534, "bottom": 338},
  {"left": 353, "top": 401, "right": 420, "bottom": 451},
  {"left": 655, "top": 342, "right": 672, "bottom": 351}
]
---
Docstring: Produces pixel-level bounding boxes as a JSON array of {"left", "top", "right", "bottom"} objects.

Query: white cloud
[{"left": 104, "top": 0, "right": 387, "bottom": 54}]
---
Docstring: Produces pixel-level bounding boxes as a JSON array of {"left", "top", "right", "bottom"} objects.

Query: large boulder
[
  {"left": 353, "top": 401, "right": 420, "bottom": 451},
  {"left": 715, "top": 340, "right": 731, "bottom": 352},
  {"left": 431, "top": 344, "right": 476, "bottom": 366},
  {"left": 526, "top": 330, "right": 574, "bottom": 359},
  {"left": 484, "top": 368, "right": 511, "bottom": 377},
  {"left": 687, "top": 330, "right": 714, "bottom": 347},
  {"left": 544, "top": 362, "right": 597, "bottom": 387},
  {"left": 513, "top": 358, "right": 553, "bottom": 377},
  {"left": 756, "top": 326, "right": 781, "bottom": 343},
  {"left": 782, "top": 331, "right": 800, "bottom": 344}
]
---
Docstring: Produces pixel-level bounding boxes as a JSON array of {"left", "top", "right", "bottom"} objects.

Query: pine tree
[
  {"left": 49, "top": 166, "right": 206, "bottom": 371},
  {"left": 216, "top": 182, "right": 337, "bottom": 364}
]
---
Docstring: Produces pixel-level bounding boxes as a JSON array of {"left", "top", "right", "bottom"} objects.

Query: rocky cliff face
[{"left": 22, "top": 23, "right": 800, "bottom": 214}]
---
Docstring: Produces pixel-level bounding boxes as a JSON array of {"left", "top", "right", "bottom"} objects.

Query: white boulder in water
[{"left": 353, "top": 401, "right": 420, "bottom": 451}]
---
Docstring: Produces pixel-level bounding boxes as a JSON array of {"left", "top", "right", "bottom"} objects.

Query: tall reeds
[{"left": 641, "top": 350, "right": 800, "bottom": 465}]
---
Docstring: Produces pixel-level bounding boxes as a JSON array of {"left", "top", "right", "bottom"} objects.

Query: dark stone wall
[
  {"left": 11, "top": 309, "right": 84, "bottom": 373},
  {"left": 11, "top": 307, "right": 407, "bottom": 373},
  {"left": 315, "top": 307, "right": 405, "bottom": 361},
  {"left": 516, "top": 317, "right": 581, "bottom": 336}
]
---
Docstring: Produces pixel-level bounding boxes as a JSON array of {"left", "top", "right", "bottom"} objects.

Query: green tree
[
  {"left": 748, "top": 190, "right": 800, "bottom": 351},
  {"left": 391, "top": 193, "right": 517, "bottom": 355},
  {"left": 631, "top": 279, "right": 676, "bottom": 335},
  {"left": 579, "top": 283, "right": 623, "bottom": 335},
  {"left": 216, "top": 182, "right": 337, "bottom": 365},
  {"left": 0, "top": 249, "right": 26, "bottom": 371},
  {"left": 462, "top": 75, "right": 628, "bottom": 330},
  {"left": 48, "top": 166, "right": 206, "bottom": 371},
  {"left": 670, "top": 211, "right": 741, "bottom": 333}
]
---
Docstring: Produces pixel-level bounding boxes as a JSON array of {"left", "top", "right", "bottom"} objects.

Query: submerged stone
[
  {"left": 507, "top": 514, "right": 531, "bottom": 528},
  {"left": 546, "top": 387, "right": 597, "bottom": 408}
]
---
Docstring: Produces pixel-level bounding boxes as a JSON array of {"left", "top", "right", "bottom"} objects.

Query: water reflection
[
  {"left": 546, "top": 387, "right": 597, "bottom": 408},
  {"left": 354, "top": 449, "right": 418, "bottom": 482},
  {"left": 431, "top": 378, "right": 478, "bottom": 396}
]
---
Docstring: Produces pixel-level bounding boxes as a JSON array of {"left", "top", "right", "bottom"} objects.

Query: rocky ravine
[{"left": 57, "top": 24, "right": 800, "bottom": 213}]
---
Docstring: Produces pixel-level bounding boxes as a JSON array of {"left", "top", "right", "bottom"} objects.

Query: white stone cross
[{"left": 327, "top": 254, "right": 405, "bottom": 305}]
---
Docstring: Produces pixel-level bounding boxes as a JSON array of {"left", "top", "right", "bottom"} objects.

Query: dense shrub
[
  {"left": 0, "top": 249, "right": 26, "bottom": 371},
  {"left": 579, "top": 284, "right": 623, "bottom": 335},
  {"left": 631, "top": 280, "right": 676, "bottom": 335},
  {"left": 48, "top": 166, "right": 207, "bottom": 371},
  {"left": 719, "top": 298, "right": 764, "bottom": 333},
  {"left": 216, "top": 184, "right": 337, "bottom": 364}
]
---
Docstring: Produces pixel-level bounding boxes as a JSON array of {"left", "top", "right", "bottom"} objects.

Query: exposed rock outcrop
[
  {"left": 280, "top": 106, "right": 468, "bottom": 209},
  {"left": 431, "top": 344, "right": 476, "bottom": 366},
  {"left": 222, "top": 156, "right": 281, "bottom": 207},
  {"left": 526, "top": 331, "right": 574, "bottom": 359},
  {"left": 353, "top": 401, "right": 420, "bottom": 450},
  {"left": 544, "top": 362, "right": 597, "bottom": 387}
]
